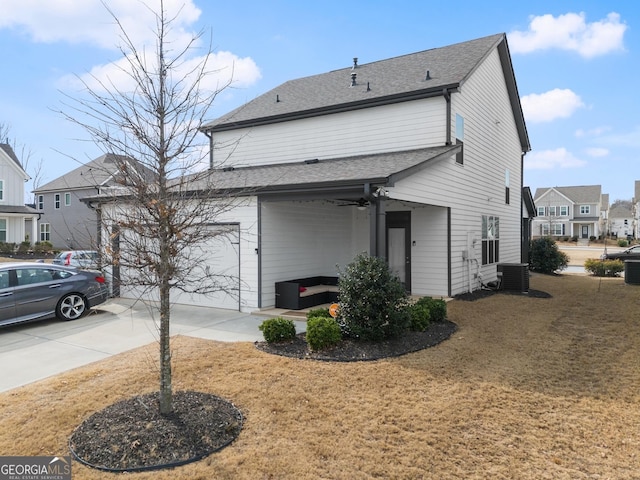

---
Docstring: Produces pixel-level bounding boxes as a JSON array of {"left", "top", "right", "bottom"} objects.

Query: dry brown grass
[{"left": 2, "top": 274, "right": 640, "bottom": 479}]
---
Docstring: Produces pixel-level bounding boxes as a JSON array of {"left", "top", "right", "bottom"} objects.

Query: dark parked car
[
  {"left": 0, "top": 262, "right": 109, "bottom": 327},
  {"left": 601, "top": 245, "right": 640, "bottom": 261}
]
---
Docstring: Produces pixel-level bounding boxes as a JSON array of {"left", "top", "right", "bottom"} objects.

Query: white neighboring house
[
  {"left": 608, "top": 205, "right": 633, "bottom": 240},
  {"left": 0, "top": 144, "right": 38, "bottom": 245},
  {"left": 532, "top": 185, "right": 608, "bottom": 242},
  {"left": 634, "top": 180, "right": 640, "bottom": 239},
  {"left": 98, "top": 33, "right": 531, "bottom": 311}
]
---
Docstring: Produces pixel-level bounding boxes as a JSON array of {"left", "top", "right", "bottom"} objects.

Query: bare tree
[{"left": 57, "top": 1, "right": 242, "bottom": 414}]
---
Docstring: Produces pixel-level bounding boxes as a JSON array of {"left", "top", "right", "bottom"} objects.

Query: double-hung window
[
  {"left": 54, "top": 194, "right": 60, "bottom": 209},
  {"left": 481, "top": 215, "right": 499, "bottom": 265},
  {"left": 37, "top": 195, "right": 44, "bottom": 210},
  {"left": 40, "top": 223, "right": 51, "bottom": 242},
  {"left": 580, "top": 205, "right": 590, "bottom": 215}
]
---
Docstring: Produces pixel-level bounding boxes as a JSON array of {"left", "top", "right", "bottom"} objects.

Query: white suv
[{"left": 52, "top": 250, "right": 100, "bottom": 269}]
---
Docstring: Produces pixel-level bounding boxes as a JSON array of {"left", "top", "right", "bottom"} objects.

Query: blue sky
[{"left": 0, "top": 1, "right": 637, "bottom": 201}]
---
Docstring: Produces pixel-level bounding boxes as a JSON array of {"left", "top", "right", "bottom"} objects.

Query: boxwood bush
[
  {"left": 306, "top": 316, "right": 342, "bottom": 351},
  {"left": 529, "top": 237, "right": 568, "bottom": 274},
  {"left": 584, "top": 258, "right": 624, "bottom": 277},
  {"left": 337, "top": 253, "right": 410, "bottom": 341},
  {"left": 259, "top": 317, "right": 297, "bottom": 343}
]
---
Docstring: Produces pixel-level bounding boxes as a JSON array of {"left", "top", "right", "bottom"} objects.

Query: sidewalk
[{"left": 0, "top": 298, "right": 306, "bottom": 392}]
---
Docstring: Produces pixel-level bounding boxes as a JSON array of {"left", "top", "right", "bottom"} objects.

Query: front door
[
  {"left": 581, "top": 225, "right": 589, "bottom": 239},
  {"left": 386, "top": 211, "right": 411, "bottom": 291}
]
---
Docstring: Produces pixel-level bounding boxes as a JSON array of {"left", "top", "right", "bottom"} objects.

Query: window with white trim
[
  {"left": 40, "top": 223, "right": 51, "bottom": 242},
  {"left": 64, "top": 193, "right": 71, "bottom": 206},
  {"left": 0, "top": 219, "right": 6, "bottom": 242},
  {"left": 0, "top": 180, "right": 4, "bottom": 201},
  {"left": 580, "top": 205, "right": 590, "bottom": 215},
  {"left": 455, "top": 114, "right": 464, "bottom": 165},
  {"left": 54, "top": 194, "right": 60, "bottom": 209},
  {"left": 481, "top": 215, "right": 499, "bottom": 265},
  {"left": 37, "top": 195, "right": 44, "bottom": 210},
  {"left": 537, "top": 206, "right": 546, "bottom": 216},
  {"left": 560, "top": 205, "right": 569, "bottom": 216}
]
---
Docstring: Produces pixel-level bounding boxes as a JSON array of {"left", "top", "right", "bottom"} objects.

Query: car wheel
[{"left": 56, "top": 293, "right": 87, "bottom": 321}]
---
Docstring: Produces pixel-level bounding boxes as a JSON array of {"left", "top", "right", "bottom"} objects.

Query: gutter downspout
[
  {"left": 444, "top": 88, "right": 452, "bottom": 146},
  {"left": 204, "top": 130, "right": 213, "bottom": 169}
]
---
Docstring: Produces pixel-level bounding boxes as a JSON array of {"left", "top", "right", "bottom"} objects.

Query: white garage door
[{"left": 170, "top": 225, "right": 241, "bottom": 310}]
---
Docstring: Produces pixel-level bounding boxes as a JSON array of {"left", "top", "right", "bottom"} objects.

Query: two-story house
[
  {"left": 0, "top": 144, "right": 39, "bottom": 246},
  {"left": 532, "top": 185, "right": 608, "bottom": 242},
  {"left": 608, "top": 205, "right": 634, "bottom": 240},
  {"left": 34, "top": 153, "right": 142, "bottom": 250},
  {"left": 634, "top": 180, "right": 640, "bottom": 240},
  {"left": 99, "top": 33, "right": 531, "bottom": 311}
]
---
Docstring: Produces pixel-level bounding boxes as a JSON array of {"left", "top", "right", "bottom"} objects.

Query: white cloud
[
  {"left": 59, "top": 50, "right": 261, "bottom": 95},
  {"left": 597, "top": 125, "right": 640, "bottom": 148},
  {"left": 0, "top": 0, "right": 201, "bottom": 50},
  {"left": 575, "top": 126, "right": 611, "bottom": 138},
  {"left": 509, "top": 12, "right": 627, "bottom": 58},
  {"left": 584, "top": 147, "right": 609, "bottom": 157},
  {"left": 525, "top": 148, "right": 587, "bottom": 170},
  {"left": 521, "top": 89, "right": 584, "bottom": 123}
]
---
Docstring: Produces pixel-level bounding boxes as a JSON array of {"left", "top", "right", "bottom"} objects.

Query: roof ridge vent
[{"left": 350, "top": 72, "right": 357, "bottom": 87}]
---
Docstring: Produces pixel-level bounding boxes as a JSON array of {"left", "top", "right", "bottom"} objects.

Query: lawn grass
[{"left": 1, "top": 273, "right": 640, "bottom": 479}]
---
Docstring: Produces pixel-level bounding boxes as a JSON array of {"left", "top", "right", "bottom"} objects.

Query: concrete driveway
[{"left": 0, "top": 298, "right": 305, "bottom": 393}]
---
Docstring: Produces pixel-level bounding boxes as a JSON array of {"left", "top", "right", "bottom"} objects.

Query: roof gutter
[{"left": 203, "top": 83, "right": 461, "bottom": 133}]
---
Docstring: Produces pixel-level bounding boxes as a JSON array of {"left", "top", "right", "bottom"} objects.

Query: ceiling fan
[{"left": 337, "top": 198, "right": 370, "bottom": 209}]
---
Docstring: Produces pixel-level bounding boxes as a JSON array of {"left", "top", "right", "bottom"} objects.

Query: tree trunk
[{"left": 159, "top": 278, "right": 172, "bottom": 415}]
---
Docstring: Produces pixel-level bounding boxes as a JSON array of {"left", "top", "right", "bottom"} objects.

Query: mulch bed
[
  {"left": 255, "top": 320, "right": 458, "bottom": 361},
  {"left": 69, "top": 390, "right": 243, "bottom": 473}
]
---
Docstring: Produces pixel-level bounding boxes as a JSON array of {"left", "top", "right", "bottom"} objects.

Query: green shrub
[
  {"left": 618, "top": 239, "right": 629, "bottom": 247},
  {"left": 0, "top": 242, "right": 15, "bottom": 254},
  {"left": 33, "top": 241, "right": 53, "bottom": 253},
  {"left": 423, "top": 297, "right": 447, "bottom": 322},
  {"left": 259, "top": 317, "right": 297, "bottom": 343},
  {"left": 306, "top": 308, "right": 331, "bottom": 320},
  {"left": 529, "top": 237, "right": 569, "bottom": 274},
  {"left": 584, "top": 258, "right": 624, "bottom": 277},
  {"left": 571, "top": 236, "right": 578, "bottom": 242},
  {"left": 409, "top": 301, "right": 431, "bottom": 332},
  {"left": 337, "top": 253, "right": 410, "bottom": 341},
  {"left": 306, "top": 316, "right": 342, "bottom": 351},
  {"left": 17, "top": 241, "right": 31, "bottom": 253}
]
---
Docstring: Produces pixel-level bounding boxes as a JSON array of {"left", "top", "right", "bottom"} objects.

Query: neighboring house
[
  {"left": 608, "top": 205, "right": 634, "bottom": 239},
  {"left": 103, "top": 33, "right": 531, "bottom": 311},
  {"left": 634, "top": 180, "right": 640, "bottom": 239},
  {"left": 0, "top": 144, "right": 39, "bottom": 245},
  {"left": 521, "top": 186, "right": 536, "bottom": 263},
  {"left": 532, "top": 185, "right": 608, "bottom": 241},
  {"left": 33, "top": 153, "right": 144, "bottom": 250}
]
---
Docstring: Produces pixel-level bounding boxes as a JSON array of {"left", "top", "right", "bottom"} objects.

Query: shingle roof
[
  {"left": 35, "top": 153, "right": 151, "bottom": 193},
  {"left": 609, "top": 205, "right": 633, "bottom": 218},
  {"left": 203, "top": 34, "right": 529, "bottom": 151},
  {"left": 534, "top": 185, "right": 602, "bottom": 204},
  {"left": 0, "top": 205, "right": 38, "bottom": 215},
  {"left": 184, "top": 145, "right": 459, "bottom": 194},
  {"left": 0, "top": 143, "right": 26, "bottom": 172}
]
